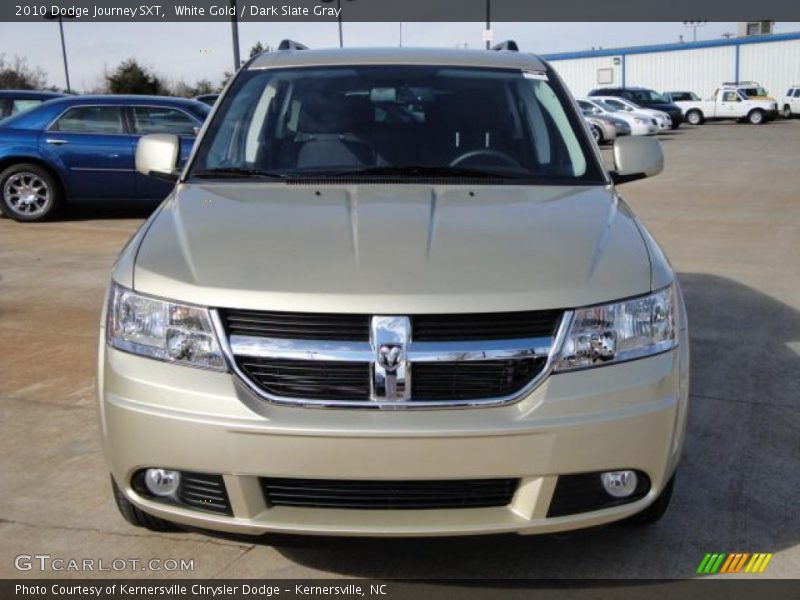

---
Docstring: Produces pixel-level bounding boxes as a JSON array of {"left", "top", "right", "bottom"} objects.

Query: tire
[
  {"left": 782, "top": 105, "right": 793, "bottom": 119},
  {"left": 590, "top": 124, "right": 603, "bottom": 143},
  {"left": 748, "top": 109, "right": 765, "bottom": 125},
  {"left": 0, "top": 162, "right": 62, "bottom": 222},
  {"left": 111, "top": 476, "right": 179, "bottom": 532},
  {"left": 686, "top": 110, "right": 703, "bottom": 126},
  {"left": 623, "top": 474, "right": 675, "bottom": 526}
]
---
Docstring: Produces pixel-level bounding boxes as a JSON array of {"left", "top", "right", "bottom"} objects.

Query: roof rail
[
  {"left": 491, "top": 40, "right": 519, "bottom": 52},
  {"left": 723, "top": 80, "right": 761, "bottom": 86},
  {"left": 278, "top": 39, "right": 308, "bottom": 51}
]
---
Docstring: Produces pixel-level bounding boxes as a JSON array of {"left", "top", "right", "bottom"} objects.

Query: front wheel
[
  {"left": 111, "top": 476, "right": 178, "bottom": 532},
  {"left": 0, "top": 163, "right": 62, "bottom": 222},
  {"left": 748, "top": 109, "right": 765, "bottom": 125},
  {"left": 686, "top": 110, "right": 703, "bottom": 126},
  {"left": 783, "top": 105, "right": 793, "bottom": 119},
  {"left": 590, "top": 124, "right": 603, "bottom": 143},
  {"left": 623, "top": 474, "right": 675, "bottom": 526}
]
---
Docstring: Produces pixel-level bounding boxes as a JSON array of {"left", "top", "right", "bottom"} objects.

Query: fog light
[
  {"left": 144, "top": 468, "right": 180, "bottom": 497},
  {"left": 600, "top": 470, "right": 638, "bottom": 498}
]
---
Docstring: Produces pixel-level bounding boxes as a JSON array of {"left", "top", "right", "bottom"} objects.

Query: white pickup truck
[{"left": 676, "top": 88, "right": 778, "bottom": 125}]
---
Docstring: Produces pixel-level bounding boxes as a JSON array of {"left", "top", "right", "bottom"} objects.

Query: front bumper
[{"left": 99, "top": 319, "right": 689, "bottom": 537}]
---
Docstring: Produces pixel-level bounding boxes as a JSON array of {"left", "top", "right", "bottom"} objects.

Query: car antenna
[{"left": 490, "top": 40, "right": 519, "bottom": 52}]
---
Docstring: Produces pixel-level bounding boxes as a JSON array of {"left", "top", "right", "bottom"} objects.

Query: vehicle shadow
[
  {"left": 56, "top": 198, "right": 162, "bottom": 222},
  {"left": 194, "top": 273, "right": 800, "bottom": 579}
]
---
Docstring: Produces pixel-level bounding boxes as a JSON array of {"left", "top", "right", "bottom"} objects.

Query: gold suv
[{"left": 99, "top": 42, "right": 689, "bottom": 537}]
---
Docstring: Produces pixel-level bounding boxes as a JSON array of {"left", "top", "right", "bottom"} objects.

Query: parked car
[
  {"left": 674, "top": 87, "right": 778, "bottom": 125},
  {"left": 663, "top": 91, "right": 700, "bottom": 103},
  {"left": 0, "top": 90, "right": 66, "bottom": 120},
  {"left": 590, "top": 96, "right": 672, "bottom": 131},
  {"left": 589, "top": 87, "right": 683, "bottom": 128},
  {"left": 0, "top": 95, "right": 209, "bottom": 221},
  {"left": 102, "top": 42, "right": 688, "bottom": 538},
  {"left": 584, "top": 114, "right": 617, "bottom": 144},
  {"left": 779, "top": 85, "right": 800, "bottom": 118},
  {"left": 578, "top": 98, "right": 658, "bottom": 135},
  {"left": 193, "top": 94, "right": 219, "bottom": 106}
]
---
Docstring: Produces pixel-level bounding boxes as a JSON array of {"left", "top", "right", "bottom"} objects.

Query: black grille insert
[
  {"left": 220, "top": 309, "right": 562, "bottom": 343},
  {"left": 262, "top": 477, "right": 518, "bottom": 509},
  {"left": 547, "top": 471, "right": 650, "bottom": 518},
  {"left": 178, "top": 472, "right": 233, "bottom": 515},
  {"left": 221, "top": 309, "right": 370, "bottom": 341},
  {"left": 412, "top": 358, "right": 546, "bottom": 401},
  {"left": 238, "top": 358, "right": 370, "bottom": 401},
  {"left": 412, "top": 310, "right": 562, "bottom": 341}
]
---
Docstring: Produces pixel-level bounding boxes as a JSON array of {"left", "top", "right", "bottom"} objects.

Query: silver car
[{"left": 101, "top": 43, "right": 688, "bottom": 538}]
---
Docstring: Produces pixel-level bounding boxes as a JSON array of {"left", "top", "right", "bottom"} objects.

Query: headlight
[
  {"left": 634, "top": 117, "right": 647, "bottom": 124},
  {"left": 106, "top": 282, "right": 226, "bottom": 370},
  {"left": 555, "top": 285, "right": 676, "bottom": 371}
]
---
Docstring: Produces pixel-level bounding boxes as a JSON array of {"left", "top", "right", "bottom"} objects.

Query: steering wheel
[{"left": 449, "top": 149, "right": 522, "bottom": 169}]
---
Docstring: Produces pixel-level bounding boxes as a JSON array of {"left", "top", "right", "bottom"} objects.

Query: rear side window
[
  {"left": 794, "top": 89, "right": 800, "bottom": 98},
  {"left": 11, "top": 99, "right": 42, "bottom": 115},
  {"left": 53, "top": 106, "right": 124, "bottom": 133},
  {"left": 131, "top": 106, "right": 197, "bottom": 135}
]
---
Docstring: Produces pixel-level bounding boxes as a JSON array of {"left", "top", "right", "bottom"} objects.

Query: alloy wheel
[{"left": 3, "top": 172, "right": 51, "bottom": 217}]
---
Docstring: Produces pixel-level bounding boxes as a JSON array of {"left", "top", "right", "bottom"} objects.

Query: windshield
[
  {"left": 189, "top": 65, "right": 603, "bottom": 184},
  {"left": 629, "top": 89, "right": 668, "bottom": 104},
  {"left": 592, "top": 100, "right": 622, "bottom": 113}
]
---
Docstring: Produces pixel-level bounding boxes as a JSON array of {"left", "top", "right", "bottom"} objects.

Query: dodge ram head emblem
[
  {"left": 371, "top": 316, "right": 410, "bottom": 402},
  {"left": 377, "top": 344, "right": 403, "bottom": 371}
]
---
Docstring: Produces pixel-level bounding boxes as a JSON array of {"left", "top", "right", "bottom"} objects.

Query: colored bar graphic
[{"left": 697, "top": 552, "right": 772, "bottom": 575}]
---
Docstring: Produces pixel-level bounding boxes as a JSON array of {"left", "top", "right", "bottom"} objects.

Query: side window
[
  {"left": 722, "top": 92, "right": 738, "bottom": 102},
  {"left": 131, "top": 106, "right": 197, "bottom": 135},
  {"left": 53, "top": 106, "right": 124, "bottom": 133},
  {"left": 794, "top": 89, "right": 800, "bottom": 98},
  {"left": 11, "top": 99, "right": 42, "bottom": 115}
]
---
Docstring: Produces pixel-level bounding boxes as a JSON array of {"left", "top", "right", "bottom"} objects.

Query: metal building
[{"left": 542, "top": 32, "right": 800, "bottom": 99}]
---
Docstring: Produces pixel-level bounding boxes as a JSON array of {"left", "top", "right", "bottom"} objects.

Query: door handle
[
  {"left": 45, "top": 138, "right": 68, "bottom": 145},
  {"left": 108, "top": 153, "right": 120, "bottom": 158}
]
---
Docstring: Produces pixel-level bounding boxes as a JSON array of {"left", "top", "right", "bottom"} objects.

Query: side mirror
[
  {"left": 610, "top": 136, "right": 664, "bottom": 185},
  {"left": 135, "top": 133, "right": 180, "bottom": 182}
]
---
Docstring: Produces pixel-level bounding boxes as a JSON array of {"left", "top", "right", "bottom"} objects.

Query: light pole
[
  {"left": 683, "top": 21, "right": 708, "bottom": 42},
  {"left": 485, "top": 0, "right": 491, "bottom": 49},
  {"left": 43, "top": 12, "right": 72, "bottom": 92},
  {"left": 321, "top": 0, "right": 354, "bottom": 48},
  {"left": 230, "top": 0, "right": 241, "bottom": 70}
]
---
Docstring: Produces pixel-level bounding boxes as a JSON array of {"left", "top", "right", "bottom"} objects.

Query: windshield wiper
[
  {"left": 290, "top": 165, "right": 529, "bottom": 180},
  {"left": 191, "top": 167, "right": 287, "bottom": 180}
]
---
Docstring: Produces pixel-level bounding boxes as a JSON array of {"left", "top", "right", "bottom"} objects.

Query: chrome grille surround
[{"left": 210, "top": 309, "right": 573, "bottom": 409}]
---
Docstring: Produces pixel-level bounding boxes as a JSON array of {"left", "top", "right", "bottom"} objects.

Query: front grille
[
  {"left": 221, "top": 309, "right": 564, "bottom": 406},
  {"left": 547, "top": 471, "right": 650, "bottom": 518},
  {"left": 412, "top": 358, "right": 546, "bottom": 401},
  {"left": 412, "top": 310, "right": 562, "bottom": 341},
  {"left": 238, "top": 358, "right": 370, "bottom": 401},
  {"left": 261, "top": 477, "right": 518, "bottom": 509},
  {"left": 178, "top": 472, "right": 233, "bottom": 515},
  {"left": 221, "top": 308, "right": 370, "bottom": 341}
]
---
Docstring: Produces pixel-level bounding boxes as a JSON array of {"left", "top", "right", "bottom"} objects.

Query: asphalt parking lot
[{"left": 1, "top": 120, "right": 798, "bottom": 579}]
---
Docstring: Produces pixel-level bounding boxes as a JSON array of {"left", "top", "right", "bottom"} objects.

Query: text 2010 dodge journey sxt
[{"left": 99, "top": 43, "right": 689, "bottom": 536}]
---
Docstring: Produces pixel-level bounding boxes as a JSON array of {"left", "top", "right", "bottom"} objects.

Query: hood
[{"left": 131, "top": 183, "right": 653, "bottom": 314}]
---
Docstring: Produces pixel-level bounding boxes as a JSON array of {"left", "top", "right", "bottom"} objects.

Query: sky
[{"left": 1, "top": 21, "right": 799, "bottom": 92}]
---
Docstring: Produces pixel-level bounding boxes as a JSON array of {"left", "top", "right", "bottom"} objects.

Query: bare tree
[{"left": 0, "top": 54, "right": 47, "bottom": 90}]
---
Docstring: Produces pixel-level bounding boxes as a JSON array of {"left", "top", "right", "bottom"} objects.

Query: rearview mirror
[
  {"left": 136, "top": 134, "right": 180, "bottom": 182},
  {"left": 610, "top": 136, "right": 664, "bottom": 185}
]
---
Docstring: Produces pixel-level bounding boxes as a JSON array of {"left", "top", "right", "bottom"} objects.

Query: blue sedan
[{"left": 0, "top": 95, "right": 209, "bottom": 221}]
